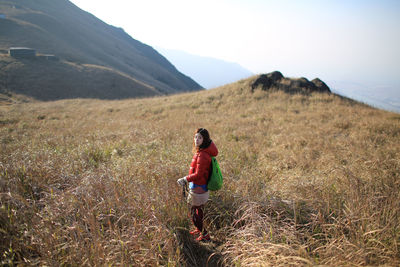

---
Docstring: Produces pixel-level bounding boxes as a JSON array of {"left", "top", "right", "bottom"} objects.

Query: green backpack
[{"left": 207, "top": 157, "right": 223, "bottom": 191}]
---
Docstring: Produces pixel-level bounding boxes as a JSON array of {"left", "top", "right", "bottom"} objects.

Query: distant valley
[{"left": 329, "top": 81, "right": 400, "bottom": 113}]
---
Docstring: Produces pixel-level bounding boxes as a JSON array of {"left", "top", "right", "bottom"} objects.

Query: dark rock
[
  {"left": 268, "top": 71, "right": 284, "bottom": 81},
  {"left": 251, "top": 71, "right": 331, "bottom": 94},
  {"left": 251, "top": 71, "right": 283, "bottom": 90},
  {"left": 290, "top": 78, "right": 316, "bottom": 92},
  {"left": 311, "top": 78, "right": 331, "bottom": 93}
]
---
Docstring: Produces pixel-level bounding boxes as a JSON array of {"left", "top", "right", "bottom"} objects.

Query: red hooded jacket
[{"left": 186, "top": 141, "right": 219, "bottom": 186}]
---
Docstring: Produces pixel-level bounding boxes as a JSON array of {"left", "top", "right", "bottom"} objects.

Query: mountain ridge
[{"left": 0, "top": 0, "right": 202, "bottom": 100}]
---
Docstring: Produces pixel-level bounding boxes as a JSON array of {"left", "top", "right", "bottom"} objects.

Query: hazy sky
[{"left": 69, "top": 0, "right": 400, "bottom": 86}]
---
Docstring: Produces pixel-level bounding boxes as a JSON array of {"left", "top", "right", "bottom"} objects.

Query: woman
[{"left": 177, "top": 128, "right": 218, "bottom": 242}]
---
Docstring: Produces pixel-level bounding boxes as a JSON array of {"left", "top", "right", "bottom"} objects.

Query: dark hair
[{"left": 193, "top": 128, "right": 212, "bottom": 152}]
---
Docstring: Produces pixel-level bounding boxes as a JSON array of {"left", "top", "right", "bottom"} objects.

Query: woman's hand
[{"left": 177, "top": 177, "right": 187, "bottom": 186}]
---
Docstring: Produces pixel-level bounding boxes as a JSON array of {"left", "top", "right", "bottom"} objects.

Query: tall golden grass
[{"left": 1, "top": 78, "right": 399, "bottom": 266}]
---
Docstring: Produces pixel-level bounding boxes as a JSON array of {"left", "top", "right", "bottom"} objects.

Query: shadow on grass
[{"left": 175, "top": 227, "right": 224, "bottom": 267}]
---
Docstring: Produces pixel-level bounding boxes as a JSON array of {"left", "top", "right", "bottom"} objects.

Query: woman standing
[{"left": 177, "top": 128, "right": 218, "bottom": 242}]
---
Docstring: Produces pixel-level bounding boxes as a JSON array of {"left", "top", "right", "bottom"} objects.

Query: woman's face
[{"left": 194, "top": 133, "right": 203, "bottom": 147}]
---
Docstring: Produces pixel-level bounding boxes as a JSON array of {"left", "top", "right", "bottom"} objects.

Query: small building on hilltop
[{"left": 9, "top": 47, "right": 36, "bottom": 58}]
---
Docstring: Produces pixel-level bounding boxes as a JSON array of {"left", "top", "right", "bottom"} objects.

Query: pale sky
[{"left": 69, "top": 0, "right": 400, "bottom": 86}]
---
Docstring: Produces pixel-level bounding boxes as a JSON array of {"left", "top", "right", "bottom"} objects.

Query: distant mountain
[
  {"left": 157, "top": 48, "right": 253, "bottom": 89},
  {"left": 0, "top": 0, "right": 202, "bottom": 101}
]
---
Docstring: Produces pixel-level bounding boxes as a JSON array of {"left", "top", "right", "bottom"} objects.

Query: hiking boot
[
  {"left": 196, "top": 233, "right": 211, "bottom": 242},
  {"left": 189, "top": 229, "right": 201, "bottom": 236}
]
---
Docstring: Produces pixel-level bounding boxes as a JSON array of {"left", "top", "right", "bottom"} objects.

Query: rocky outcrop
[
  {"left": 251, "top": 71, "right": 331, "bottom": 94},
  {"left": 251, "top": 71, "right": 284, "bottom": 90},
  {"left": 311, "top": 78, "right": 331, "bottom": 93}
]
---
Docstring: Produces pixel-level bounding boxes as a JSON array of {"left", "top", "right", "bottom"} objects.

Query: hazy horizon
[{"left": 156, "top": 47, "right": 254, "bottom": 89}]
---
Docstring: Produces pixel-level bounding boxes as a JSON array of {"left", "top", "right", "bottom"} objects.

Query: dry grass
[{"left": 1, "top": 78, "right": 399, "bottom": 266}]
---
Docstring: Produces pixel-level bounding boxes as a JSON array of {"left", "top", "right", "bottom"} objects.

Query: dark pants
[{"left": 191, "top": 205, "right": 207, "bottom": 234}]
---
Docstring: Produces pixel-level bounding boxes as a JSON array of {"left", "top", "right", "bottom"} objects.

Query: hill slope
[
  {"left": 0, "top": 0, "right": 202, "bottom": 100},
  {"left": 1, "top": 75, "right": 399, "bottom": 266},
  {"left": 0, "top": 54, "right": 160, "bottom": 101}
]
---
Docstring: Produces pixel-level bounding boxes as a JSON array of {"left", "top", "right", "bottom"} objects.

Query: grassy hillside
[
  {"left": 0, "top": 0, "right": 202, "bottom": 99},
  {"left": 1, "top": 77, "right": 399, "bottom": 266},
  {"left": 0, "top": 55, "right": 160, "bottom": 101}
]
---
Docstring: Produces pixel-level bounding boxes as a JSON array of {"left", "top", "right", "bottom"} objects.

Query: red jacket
[{"left": 186, "top": 141, "right": 219, "bottom": 185}]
